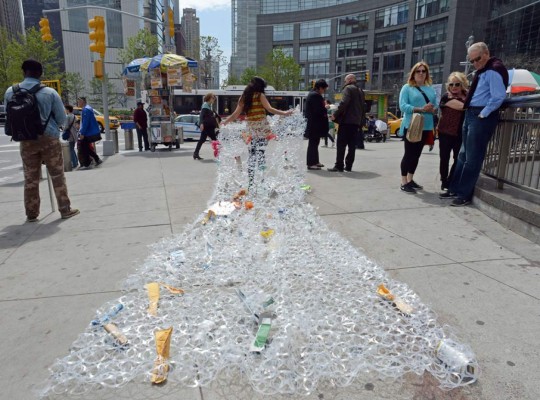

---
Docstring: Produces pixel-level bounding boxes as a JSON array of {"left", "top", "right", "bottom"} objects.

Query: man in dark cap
[
  {"left": 4, "top": 59, "right": 79, "bottom": 222},
  {"left": 304, "top": 79, "right": 329, "bottom": 170},
  {"left": 133, "top": 101, "right": 150, "bottom": 151}
]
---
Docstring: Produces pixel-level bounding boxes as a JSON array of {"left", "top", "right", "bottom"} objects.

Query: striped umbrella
[
  {"left": 507, "top": 68, "right": 540, "bottom": 94},
  {"left": 121, "top": 57, "right": 152, "bottom": 79},
  {"left": 141, "top": 53, "right": 198, "bottom": 73}
]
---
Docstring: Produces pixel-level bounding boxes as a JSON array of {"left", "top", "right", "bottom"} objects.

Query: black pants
[
  {"left": 136, "top": 127, "right": 150, "bottom": 150},
  {"left": 306, "top": 135, "right": 321, "bottom": 166},
  {"left": 193, "top": 128, "right": 217, "bottom": 156},
  {"left": 334, "top": 124, "right": 358, "bottom": 171},
  {"left": 356, "top": 129, "right": 365, "bottom": 149},
  {"left": 400, "top": 129, "right": 428, "bottom": 176},
  {"left": 439, "top": 132, "right": 462, "bottom": 189},
  {"left": 324, "top": 131, "right": 335, "bottom": 146},
  {"left": 81, "top": 139, "right": 100, "bottom": 165}
]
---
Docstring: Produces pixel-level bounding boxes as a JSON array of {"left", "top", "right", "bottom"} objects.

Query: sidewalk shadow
[
  {"left": 311, "top": 170, "right": 381, "bottom": 180},
  {"left": 0, "top": 218, "right": 60, "bottom": 250},
  {"left": 122, "top": 150, "right": 191, "bottom": 158}
]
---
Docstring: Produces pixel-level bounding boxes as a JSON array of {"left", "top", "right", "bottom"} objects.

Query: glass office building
[{"left": 231, "top": 0, "right": 508, "bottom": 94}]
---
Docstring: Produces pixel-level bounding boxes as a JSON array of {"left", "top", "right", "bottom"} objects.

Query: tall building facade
[
  {"left": 181, "top": 8, "right": 200, "bottom": 60},
  {"left": 231, "top": 0, "right": 503, "bottom": 94},
  {"left": 0, "top": 0, "right": 25, "bottom": 38}
]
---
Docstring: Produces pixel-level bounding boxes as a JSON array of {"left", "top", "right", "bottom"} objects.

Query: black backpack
[{"left": 5, "top": 83, "right": 52, "bottom": 141}]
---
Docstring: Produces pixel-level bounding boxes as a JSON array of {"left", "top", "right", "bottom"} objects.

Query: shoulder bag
[
  {"left": 62, "top": 115, "right": 75, "bottom": 141},
  {"left": 406, "top": 87, "right": 430, "bottom": 143}
]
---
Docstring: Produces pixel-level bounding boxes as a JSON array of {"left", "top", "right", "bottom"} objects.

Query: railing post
[{"left": 496, "top": 107, "right": 513, "bottom": 189}]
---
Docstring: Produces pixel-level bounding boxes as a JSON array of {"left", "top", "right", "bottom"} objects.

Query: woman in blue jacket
[{"left": 399, "top": 62, "right": 437, "bottom": 193}]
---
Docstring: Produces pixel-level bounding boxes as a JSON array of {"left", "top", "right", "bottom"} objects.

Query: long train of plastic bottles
[{"left": 41, "top": 110, "right": 478, "bottom": 398}]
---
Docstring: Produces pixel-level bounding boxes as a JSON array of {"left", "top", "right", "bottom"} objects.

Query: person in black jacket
[
  {"left": 304, "top": 79, "right": 329, "bottom": 170},
  {"left": 193, "top": 93, "right": 219, "bottom": 160},
  {"left": 328, "top": 74, "right": 366, "bottom": 172}
]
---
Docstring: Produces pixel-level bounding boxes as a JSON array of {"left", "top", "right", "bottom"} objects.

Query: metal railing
[{"left": 482, "top": 94, "right": 540, "bottom": 194}]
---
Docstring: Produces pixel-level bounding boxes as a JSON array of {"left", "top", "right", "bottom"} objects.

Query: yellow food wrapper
[
  {"left": 260, "top": 229, "right": 275, "bottom": 240},
  {"left": 145, "top": 282, "right": 160, "bottom": 316},
  {"left": 377, "top": 284, "right": 413, "bottom": 314},
  {"left": 151, "top": 327, "right": 173, "bottom": 384},
  {"left": 201, "top": 210, "right": 216, "bottom": 225}
]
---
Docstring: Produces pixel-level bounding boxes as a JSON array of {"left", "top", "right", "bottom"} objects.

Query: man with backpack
[{"left": 4, "top": 59, "right": 79, "bottom": 222}]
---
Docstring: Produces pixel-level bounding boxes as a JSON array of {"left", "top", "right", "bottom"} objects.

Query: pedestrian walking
[
  {"left": 323, "top": 99, "right": 335, "bottom": 147},
  {"left": 193, "top": 93, "right": 219, "bottom": 160},
  {"left": 437, "top": 72, "right": 468, "bottom": 191},
  {"left": 398, "top": 62, "right": 438, "bottom": 193},
  {"left": 4, "top": 59, "right": 79, "bottom": 222},
  {"left": 440, "top": 42, "right": 508, "bottom": 206},
  {"left": 304, "top": 79, "right": 329, "bottom": 170},
  {"left": 133, "top": 101, "right": 150, "bottom": 152},
  {"left": 64, "top": 105, "right": 78, "bottom": 169},
  {"left": 327, "top": 74, "right": 366, "bottom": 172},
  {"left": 77, "top": 96, "right": 103, "bottom": 167}
]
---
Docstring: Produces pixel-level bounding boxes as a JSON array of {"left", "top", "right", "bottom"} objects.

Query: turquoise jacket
[
  {"left": 4, "top": 77, "right": 66, "bottom": 137},
  {"left": 399, "top": 84, "right": 437, "bottom": 131}
]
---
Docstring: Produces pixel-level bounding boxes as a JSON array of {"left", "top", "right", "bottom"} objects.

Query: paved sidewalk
[{"left": 0, "top": 136, "right": 538, "bottom": 400}]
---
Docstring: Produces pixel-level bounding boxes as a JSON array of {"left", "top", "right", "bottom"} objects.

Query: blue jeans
[
  {"left": 450, "top": 108, "right": 499, "bottom": 200},
  {"left": 69, "top": 141, "right": 78, "bottom": 168}
]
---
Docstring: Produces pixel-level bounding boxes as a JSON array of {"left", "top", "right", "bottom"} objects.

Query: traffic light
[
  {"left": 88, "top": 16, "right": 106, "bottom": 58},
  {"left": 365, "top": 71, "right": 370, "bottom": 82},
  {"left": 39, "top": 17, "right": 52, "bottom": 42},
  {"left": 168, "top": 7, "right": 175, "bottom": 38},
  {"left": 311, "top": 80, "right": 315, "bottom": 89}
]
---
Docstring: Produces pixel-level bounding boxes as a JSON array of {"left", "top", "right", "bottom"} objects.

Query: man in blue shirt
[
  {"left": 440, "top": 42, "right": 508, "bottom": 206},
  {"left": 77, "top": 96, "right": 102, "bottom": 167},
  {"left": 4, "top": 59, "right": 79, "bottom": 222}
]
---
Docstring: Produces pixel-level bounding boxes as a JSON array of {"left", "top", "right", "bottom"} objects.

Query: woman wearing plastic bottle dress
[
  {"left": 222, "top": 77, "right": 293, "bottom": 187},
  {"left": 398, "top": 62, "right": 438, "bottom": 193}
]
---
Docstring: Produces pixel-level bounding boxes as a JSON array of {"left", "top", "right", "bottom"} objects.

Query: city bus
[{"left": 172, "top": 86, "right": 308, "bottom": 117}]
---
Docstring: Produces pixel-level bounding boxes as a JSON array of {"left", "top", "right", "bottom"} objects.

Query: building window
[
  {"left": 383, "top": 53, "right": 405, "bottom": 70},
  {"left": 428, "top": 65, "right": 443, "bottom": 84},
  {"left": 337, "top": 58, "right": 367, "bottom": 73},
  {"left": 261, "top": 0, "right": 357, "bottom": 14},
  {"left": 375, "top": 4, "right": 409, "bottom": 29},
  {"left": 308, "top": 62, "right": 330, "bottom": 76},
  {"left": 274, "top": 46, "right": 293, "bottom": 57},
  {"left": 374, "top": 29, "right": 407, "bottom": 52},
  {"left": 416, "top": 0, "right": 450, "bottom": 20},
  {"left": 67, "top": 0, "right": 88, "bottom": 33},
  {"left": 300, "top": 43, "right": 330, "bottom": 61},
  {"left": 337, "top": 37, "right": 368, "bottom": 57},
  {"left": 382, "top": 72, "right": 404, "bottom": 90},
  {"left": 337, "top": 13, "right": 369, "bottom": 35},
  {"left": 66, "top": 0, "right": 122, "bottom": 47},
  {"left": 423, "top": 45, "right": 445, "bottom": 65},
  {"left": 273, "top": 24, "right": 294, "bottom": 41},
  {"left": 413, "top": 18, "right": 447, "bottom": 47},
  {"left": 300, "top": 20, "right": 331, "bottom": 39}
]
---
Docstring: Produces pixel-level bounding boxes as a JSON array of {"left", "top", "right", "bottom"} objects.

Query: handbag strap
[{"left": 415, "top": 86, "right": 430, "bottom": 104}]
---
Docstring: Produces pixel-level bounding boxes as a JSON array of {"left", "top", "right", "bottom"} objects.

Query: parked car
[
  {"left": 0, "top": 105, "right": 6, "bottom": 124},
  {"left": 174, "top": 114, "right": 201, "bottom": 140},
  {"left": 387, "top": 111, "right": 402, "bottom": 137},
  {"left": 73, "top": 107, "right": 120, "bottom": 132}
]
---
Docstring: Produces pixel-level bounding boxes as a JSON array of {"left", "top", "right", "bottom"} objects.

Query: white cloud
[{"left": 179, "top": 0, "right": 230, "bottom": 11}]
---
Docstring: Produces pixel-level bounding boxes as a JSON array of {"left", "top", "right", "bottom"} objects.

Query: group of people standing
[{"left": 399, "top": 41, "right": 507, "bottom": 207}]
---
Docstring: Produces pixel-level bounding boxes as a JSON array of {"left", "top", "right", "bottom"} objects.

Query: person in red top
[{"left": 133, "top": 101, "right": 150, "bottom": 151}]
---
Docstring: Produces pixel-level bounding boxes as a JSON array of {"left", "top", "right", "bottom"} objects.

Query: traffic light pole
[{"left": 101, "top": 65, "right": 113, "bottom": 156}]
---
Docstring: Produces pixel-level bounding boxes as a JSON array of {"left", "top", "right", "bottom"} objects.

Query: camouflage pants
[{"left": 20, "top": 135, "right": 71, "bottom": 218}]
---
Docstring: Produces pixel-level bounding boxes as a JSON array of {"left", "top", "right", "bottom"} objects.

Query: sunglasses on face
[
  {"left": 415, "top": 69, "right": 427, "bottom": 74},
  {"left": 448, "top": 82, "right": 461, "bottom": 87},
  {"left": 469, "top": 55, "right": 482, "bottom": 63}
]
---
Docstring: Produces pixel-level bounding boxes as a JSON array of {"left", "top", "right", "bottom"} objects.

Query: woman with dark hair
[
  {"left": 193, "top": 93, "right": 220, "bottom": 160},
  {"left": 398, "top": 62, "right": 437, "bottom": 193},
  {"left": 222, "top": 77, "right": 293, "bottom": 186}
]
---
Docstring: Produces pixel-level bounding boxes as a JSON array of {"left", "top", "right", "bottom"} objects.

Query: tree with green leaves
[
  {"left": 199, "top": 36, "right": 226, "bottom": 88},
  {"left": 61, "top": 72, "right": 86, "bottom": 105},
  {"left": 0, "top": 27, "right": 62, "bottom": 99},
  {"left": 258, "top": 48, "right": 301, "bottom": 90},
  {"left": 89, "top": 77, "right": 117, "bottom": 110},
  {"left": 117, "top": 28, "right": 159, "bottom": 65}
]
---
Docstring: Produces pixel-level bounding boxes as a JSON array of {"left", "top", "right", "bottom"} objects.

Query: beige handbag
[{"left": 406, "top": 112, "right": 424, "bottom": 143}]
